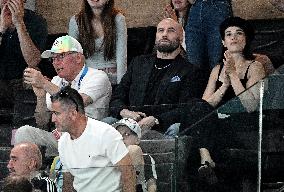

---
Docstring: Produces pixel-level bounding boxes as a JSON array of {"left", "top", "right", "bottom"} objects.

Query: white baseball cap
[
  {"left": 41, "top": 35, "right": 83, "bottom": 58},
  {"left": 113, "top": 118, "right": 142, "bottom": 138}
]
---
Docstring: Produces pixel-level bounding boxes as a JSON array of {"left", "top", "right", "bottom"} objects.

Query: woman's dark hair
[
  {"left": 220, "top": 16, "right": 255, "bottom": 60},
  {"left": 76, "top": 0, "right": 120, "bottom": 60},
  {"left": 170, "top": 0, "right": 190, "bottom": 27}
]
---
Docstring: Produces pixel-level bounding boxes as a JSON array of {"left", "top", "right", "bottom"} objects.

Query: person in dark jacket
[{"left": 107, "top": 18, "right": 207, "bottom": 138}]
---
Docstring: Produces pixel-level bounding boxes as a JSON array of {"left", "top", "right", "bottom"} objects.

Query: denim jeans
[
  {"left": 163, "top": 123, "right": 180, "bottom": 139},
  {"left": 185, "top": 0, "right": 232, "bottom": 69}
]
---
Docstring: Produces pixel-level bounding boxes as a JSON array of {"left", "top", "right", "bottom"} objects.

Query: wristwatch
[{"left": 154, "top": 118, "right": 159, "bottom": 125}]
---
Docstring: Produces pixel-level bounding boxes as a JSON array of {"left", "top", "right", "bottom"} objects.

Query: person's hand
[
  {"left": 120, "top": 109, "right": 146, "bottom": 121},
  {"left": 222, "top": 73, "right": 231, "bottom": 87},
  {"left": 188, "top": 0, "right": 196, "bottom": 4},
  {"left": 34, "top": 111, "right": 50, "bottom": 128},
  {"left": 164, "top": 4, "right": 178, "bottom": 21},
  {"left": 147, "top": 178, "right": 157, "bottom": 192},
  {"left": 223, "top": 50, "right": 237, "bottom": 76},
  {"left": 0, "top": 4, "right": 12, "bottom": 32},
  {"left": 138, "top": 116, "right": 157, "bottom": 130},
  {"left": 7, "top": 0, "right": 24, "bottom": 28},
  {"left": 23, "top": 68, "right": 46, "bottom": 88}
]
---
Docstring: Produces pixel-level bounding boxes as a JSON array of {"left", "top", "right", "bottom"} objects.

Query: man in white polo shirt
[{"left": 14, "top": 35, "right": 112, "bottom": 156}]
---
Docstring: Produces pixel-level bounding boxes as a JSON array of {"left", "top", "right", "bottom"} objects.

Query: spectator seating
[
  {"left": 140, "top": 136, "right": 192, "bottom": 192},
  {"left": 0, "top": 18, "right": 283, "bottom": 191}
]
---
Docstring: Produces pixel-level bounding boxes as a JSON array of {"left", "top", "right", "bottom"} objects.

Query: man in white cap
[
  {"left": 113, "top": 118, "right": 157, "bottom": 192},
  {"left": 14, "top": 35, "right": 112, "bottom": 156}
]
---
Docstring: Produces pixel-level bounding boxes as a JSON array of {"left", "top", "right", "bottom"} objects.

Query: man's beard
[
  {"left": 8, "top": 168, "right": 16, "bottom": 175},
  {"left": 155, "top": 39, "right": 180, "bottom": 53}
]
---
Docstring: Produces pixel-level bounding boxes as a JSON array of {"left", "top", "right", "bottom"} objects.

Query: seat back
[{"left": 140, "top": 136, "right": 192, "bottom": 192}]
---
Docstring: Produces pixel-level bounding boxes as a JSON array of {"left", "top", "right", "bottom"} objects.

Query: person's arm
[
  {"left": 76, "top": 69, "right": 112, "bottom": 109},
  {"left": 116, "top": 154, "right": 136, "bottom": 192},
  {"left": 24, "top": 68, "right": 94, "bottom": 107},
  {"left": 0, "top": 4, "right": 10, "bottom": 46},
  {"left": 105, "top": 128, "right": 136, "bottom": 192},
  {"left": 137, "top": 63, "right": 205, "bottom": 132},
  {"left": 223, "top": 50, "right": 264, "bottom": 112},
  {"left": 229, "top": 61, "right": 265, "bottom": 112},
  {"left": 24, "top": 68, "right": 60, "bottom": 94},
  {"left": 202, "top": 65, "right": 230, "bottom": 107},
  {"left": 115, "top": 13, "right": 127, "bottom": 84},
  {"left": 164, "top": 4, "right": 178, "bottom": 21},
  {"left": 147, "top": 178, "right": 157, "bottom": 192},
  {"left": 8, "top": 0, "right": 41, "bottom": 67},
  {"left": 138, "top": 116, "right": 157, "bottom": 134},
  {"left": 127, "top": 145, "right": 144, "bottom": 172},
  {"left": 32, "top": 86, "right": 51, "bottom": 128},
  {"left": 253, "top": 53, "right": 275, "bottom": 75},
  {"left": 62, "top": 172, "right": 76, "bottom": 192},
  {"left": 68, "top": 15, "right": 79, "bottom": 39},
  {"left": 110, "top": 58, "right": 135, "bottom": 118},
  {"left": 120, "top": 109, "right": 146, "bottom": 121}
]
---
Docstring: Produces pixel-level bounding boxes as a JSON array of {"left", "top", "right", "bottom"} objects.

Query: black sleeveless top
[{"left": 216, "top": 62, "right": 253, "bottom": 107}]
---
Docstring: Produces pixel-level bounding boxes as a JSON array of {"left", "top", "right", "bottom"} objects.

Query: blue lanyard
[
  {"left": 60, "top": 66, "right": 88, "bottom": 90},
  {"left": 78, "top": 66, "right": 88, "bottom": 89}
]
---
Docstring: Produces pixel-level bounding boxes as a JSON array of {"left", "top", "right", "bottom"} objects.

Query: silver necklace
[{"left": 154, "top": 63, "right": 172, "bottom": 70}]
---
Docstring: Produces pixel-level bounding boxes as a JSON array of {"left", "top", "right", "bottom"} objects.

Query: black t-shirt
[
  {"left": 0, "top": 9, "right": 48, "bottom": 80},
  {"left": 143, "top": 58, "right": 174, "bottom": 105}
]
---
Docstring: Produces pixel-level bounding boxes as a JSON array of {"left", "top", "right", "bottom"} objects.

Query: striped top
[{"left": 31, "top": 174, "right": 57, "bottom": 192}]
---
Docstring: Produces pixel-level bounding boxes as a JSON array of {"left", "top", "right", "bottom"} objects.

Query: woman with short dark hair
[
  {"left": 199, "top": 17, "right": 266, "bottom": 184},
  {"left": 202, "top": 16, "right": 265, "bottom": 111}
]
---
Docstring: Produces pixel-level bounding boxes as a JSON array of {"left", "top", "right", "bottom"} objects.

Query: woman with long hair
[{"left": 68, "top": 0, "right": 127, "bottom": 85}]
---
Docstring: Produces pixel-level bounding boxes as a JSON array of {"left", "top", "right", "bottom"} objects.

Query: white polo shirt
[{"left": 46, "top": 66, "right": 112, "bottom": 120}]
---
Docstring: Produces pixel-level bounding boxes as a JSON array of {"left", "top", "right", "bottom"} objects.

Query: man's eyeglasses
[{"left": 49, "top": 52, "right": 76, "bottom": 62}]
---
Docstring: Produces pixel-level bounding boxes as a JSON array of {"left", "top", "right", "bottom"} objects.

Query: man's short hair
[{"left": 50, "top": 86, "right": 85, "bottom": 114}]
